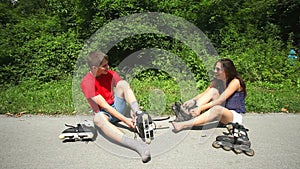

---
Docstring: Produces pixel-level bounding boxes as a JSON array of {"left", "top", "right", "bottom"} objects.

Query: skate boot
[
  {"left": 58, "top": 120, "right": 97, "bottom": 143},
  {"left": 212, "top": 123, "right": 254, "bottom": 156},
  {"left": 171, "top": 102, "right": 193, "bottom": 122},
  {"left": 231, "top": 124, "right": 254, "bottom": 156},
  {"left": 212, "top": 123, "right": 236, "bottom": 150},
  {"left": 135, "top": 111, "right": 155, "bottom": 144}
]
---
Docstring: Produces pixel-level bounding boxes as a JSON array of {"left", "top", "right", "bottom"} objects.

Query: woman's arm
[
  {"left": 193, "top": 86, "right": 212, "bottom": 100},
  {"left": 183, "top": 86, "right": 212, "bottom": 107},
  {"left": 191, "top": 79, "right": 241, "bottom": 116}
]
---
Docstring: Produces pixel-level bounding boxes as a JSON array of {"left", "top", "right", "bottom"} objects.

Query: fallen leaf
[
  {"left": 15, "top": 111, "right": 26, "bottom": 118},
  {"left": 281, "top": 108, "right": 288, "bottom": 113},
  {"left": 5, "top": 113, "right": 14, "bottom": 117}
]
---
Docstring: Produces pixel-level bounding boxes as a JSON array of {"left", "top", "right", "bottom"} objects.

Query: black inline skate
[
  {"left": 59, "top": 120, "right": 97, "bottom": 143},
  {"left": 134, "top": 111, "right": 155, "bottom": 144},
  {"left": 171, "top": 101, "right": 197, "bottom": 122},
  {"left": 212, "top": 122, "right": 255, "bottom": 156}
]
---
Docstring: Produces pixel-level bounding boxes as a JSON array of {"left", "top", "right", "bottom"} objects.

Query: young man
[{"left": 80, "top": 51, "right": 151, "bottom": 163}]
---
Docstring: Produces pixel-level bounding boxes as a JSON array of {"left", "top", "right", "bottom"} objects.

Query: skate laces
[
  {"left": 171, "top": 101, "right": 193, "bottom": 122},
  {"left": 226, "top": 122, "right": 249, "bottom": 139}
]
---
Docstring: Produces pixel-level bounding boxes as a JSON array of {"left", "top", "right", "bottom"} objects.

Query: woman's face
[{"left": 214, "top": 62, "right": 226, "bottom": 80}]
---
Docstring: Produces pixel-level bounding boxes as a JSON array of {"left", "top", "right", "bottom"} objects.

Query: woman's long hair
[{"left": 212, "top": 58, "right": 247, "bottom": 97}]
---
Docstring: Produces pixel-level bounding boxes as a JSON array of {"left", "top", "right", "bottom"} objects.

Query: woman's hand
[
  {"left": 183, "top": 99, "right": 196, "bottom": 108},
  {"left": 190, "top": 107, "right": 202, "bottom": 117}
]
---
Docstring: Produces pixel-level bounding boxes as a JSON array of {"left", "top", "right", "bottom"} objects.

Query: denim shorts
[{"left": 96, "top": 94, "right": 127, "bottom": 123}]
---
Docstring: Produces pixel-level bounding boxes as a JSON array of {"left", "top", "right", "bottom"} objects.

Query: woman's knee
[
  {"left": 210, "top": 106, "right": 234, "bottom": 124},
  {"left": 209, "top": 88, "right": 220, "bottom": 100},
  {"left": 209, "top": 105, "right": 223, "bottom": 114}
]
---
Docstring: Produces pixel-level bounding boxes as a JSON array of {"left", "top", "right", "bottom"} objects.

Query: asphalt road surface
[{"left": 1, "top": 113, "right": 299, "bottom": 169}]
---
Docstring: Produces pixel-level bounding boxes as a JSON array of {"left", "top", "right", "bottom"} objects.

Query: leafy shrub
[
  {"left": 0, "top": 78, "right": 73, "bottom": 114},
  {"left": 0, "top": 30, "right": 82, "bottom": 85}
]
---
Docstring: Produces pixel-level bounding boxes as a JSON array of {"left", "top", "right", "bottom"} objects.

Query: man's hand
[
  {"left": 130, "top": 110, "right": 136, "bottom": 122},
  {"left": 124, "top": 118, "right": 135, "bottom": 129}
]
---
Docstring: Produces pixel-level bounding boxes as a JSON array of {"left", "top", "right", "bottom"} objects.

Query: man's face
[{"left": 94, "top": 59, "right": 109, "bottom": 77}]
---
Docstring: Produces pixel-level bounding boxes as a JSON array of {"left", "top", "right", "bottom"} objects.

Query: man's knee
[
  {"left": 93, "top": 113, "right": 109, "bottom": 128},
  {"left": 116, "top": 80, "right": 132, "bottom": 97},
  {"left": 116, "top": 80, "right": 130, "bottom": 89}
]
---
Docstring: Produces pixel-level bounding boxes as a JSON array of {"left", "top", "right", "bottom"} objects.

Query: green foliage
[
  {"left": 90, "top": 0, "right": 147, "bottom": 34},
  {"left": 246, "top": 82, "right": 300, "bottom": 113},
  {"left": 221, "top": 34, "right": 299, "bottom": 84},
  {"left": 0, "top": 0, "right": 299, "bottom": 114},
  {"left": 1, "top": 79, "right": 299, "bottom": 115},
  {"left": 0, "top": 29, "right": 82, "bottom": 85},
  {"left": 0, "top": 78, "right": 74, "bottom": 114},
  {"left": 130, "top": 74, "right": 181, "bottom": 116}
]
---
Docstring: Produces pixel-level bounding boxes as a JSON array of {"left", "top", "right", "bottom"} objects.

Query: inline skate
[
  {"left": 171, "top": 101, "right": 196, "bottom": 122},
  {"left": 212, "top": 122, "right": 255, "bottom": 156},
  {"left": 134, "top": 111, "right": 155, "bottom": 144},
  {"left": 59, "top": 120, "right": 97, "bottom": 143}
]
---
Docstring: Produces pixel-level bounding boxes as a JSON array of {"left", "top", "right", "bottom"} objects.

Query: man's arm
[{"left": 91, "top": 94, "right": 135, "bottom": 128}]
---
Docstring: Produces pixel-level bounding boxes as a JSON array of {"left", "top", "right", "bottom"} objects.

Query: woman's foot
[{"left": 171, "top": 121, "right": 185, "bottom": 132}]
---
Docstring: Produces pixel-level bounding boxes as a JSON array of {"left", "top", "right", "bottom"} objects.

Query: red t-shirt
[{"left": 80, "top": 70, "right": 122, "bottom": 112}]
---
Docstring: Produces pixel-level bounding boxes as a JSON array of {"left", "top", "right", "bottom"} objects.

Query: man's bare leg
[
  {"left": 94, "top": 113, "right": 151, "bottom": 163},
  {"left": 115, "top": 80, "right": 141, "bottom": 115}
]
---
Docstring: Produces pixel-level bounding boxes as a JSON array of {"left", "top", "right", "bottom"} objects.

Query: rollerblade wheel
[
  {"left": 58, "top": 134, "right": 65, "bottom": 140},
  {"left": 212, "top": 141, "right": 221, "bottom": 148},
  {"left": 244, "top": 149, "right": 255, "bottom": 156},
  {"left": 222, "top": 146, "right": 231, "bottom": 151},
  {"left": 145, "top": 139, "right": 151, "bottom": 144},
  {"left": 233, "top": 148, "right": 242, "bottom": 154}
]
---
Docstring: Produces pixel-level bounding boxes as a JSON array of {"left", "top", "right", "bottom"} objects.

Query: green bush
[
  {"left": 0, "top": 30, "right": 82, "bottom": 85},
  {"left": 1, "top": 0, "right": 299, "bottom": 114},
  {"left": 246, "top": 82, "right": 300, "bottom": 113},
  {"left": 1, "top": 78, "right": 299, "bottom": 115},
  {"left": 0, "top": 79, "right": 74, "bottom": 114}
]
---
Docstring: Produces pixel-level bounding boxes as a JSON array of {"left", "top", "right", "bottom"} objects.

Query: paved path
[{"left": 0, "top": 113, "right": 299, "bottom": 169}]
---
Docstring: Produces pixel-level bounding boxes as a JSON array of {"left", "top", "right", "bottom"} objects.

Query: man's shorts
[
  {"left": 96, "top": 94, "right": 127, "bottom": 123},
  {"left": 230, "top": 110, "right": 243, "bottom": 124}
]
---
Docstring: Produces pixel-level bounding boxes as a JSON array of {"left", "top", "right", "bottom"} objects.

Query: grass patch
[
  {"left": 0, "top": 79, "right": 74, "bottom": 115},
  {"left": 246, "top": 82, "right": 300, "bottom": 113},
  {"left": 1, "top": 79, "right": 299, "bottom": 115}
]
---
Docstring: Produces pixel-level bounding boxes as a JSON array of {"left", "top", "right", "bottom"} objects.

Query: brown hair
[
  {"left": 212, "top": 58, "right": 247, "bottom": 96},
  {"left": 87, "top": 51, "right": 108, "bottom": 69}
]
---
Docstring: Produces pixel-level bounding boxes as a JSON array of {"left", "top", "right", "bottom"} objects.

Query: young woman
[{"left": 172, "top": 58, "right": 246, "bottom": 131}]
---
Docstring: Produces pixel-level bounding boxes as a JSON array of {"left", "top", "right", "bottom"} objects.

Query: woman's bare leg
[
  {"left": 172, "top": 105, "right": 233, "bottom": 131},
  {"left": 195, "top": 87, "right": 220, "bottom": 107}
]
